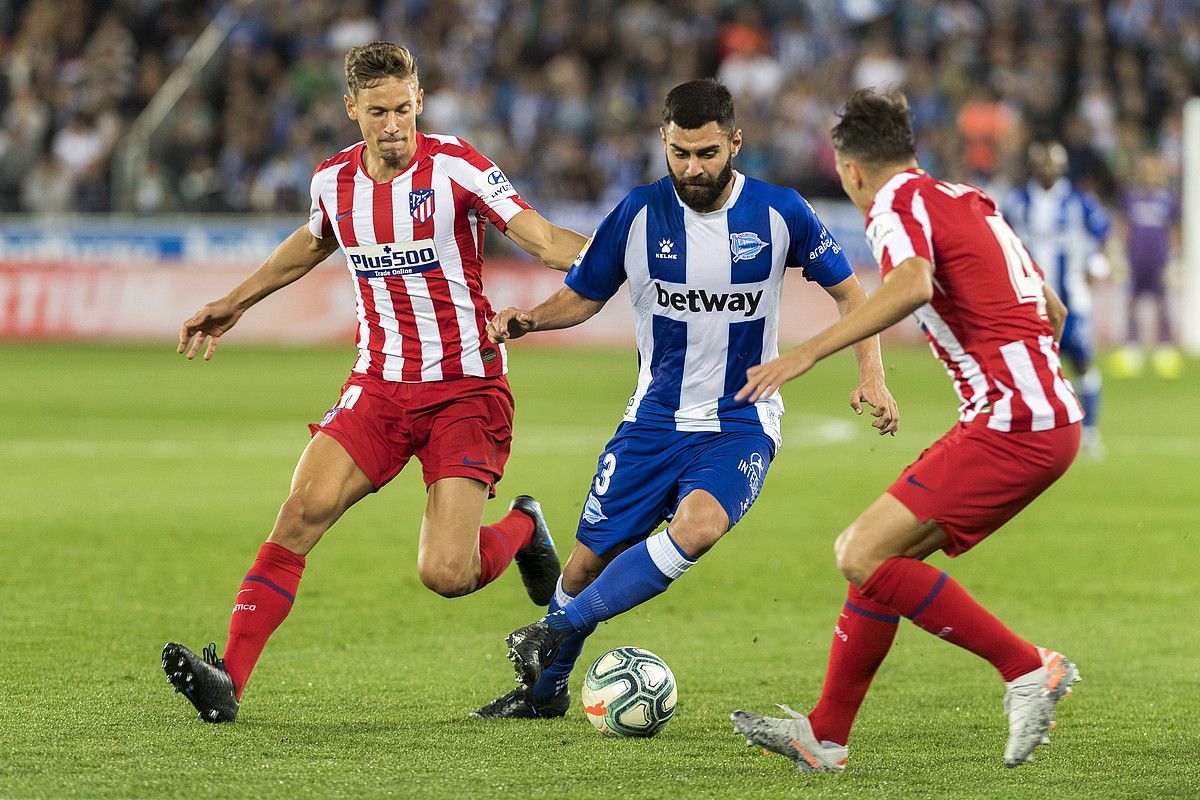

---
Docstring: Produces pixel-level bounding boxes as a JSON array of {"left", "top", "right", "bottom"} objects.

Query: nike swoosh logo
[
  {"left": 237, "top": 588, "right": 252, "bottom": 595},
  {"left": 462, "top": 457, "right": 487, "bottom": 466},
  {"left": 906, "top": 474, "right": 935, "bottom": 492},
  {"left": 335, "top": 210, "right": 353, "bottom": 221}
]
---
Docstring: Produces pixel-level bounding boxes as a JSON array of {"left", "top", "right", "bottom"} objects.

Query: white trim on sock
[
  {"left": 553, "top": 574, "right": 573, "bottom": 608},
  {"left": 646, "top": 529, "right": 696, "bottom": 580}
]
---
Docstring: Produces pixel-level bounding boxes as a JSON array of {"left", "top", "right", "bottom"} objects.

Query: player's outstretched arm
[
  {"left": 737, "top": 257, "right": 934, "bottom": 405},
  {"left": 503, "top": 209, "right": 590, "bottom": 271},
  {"left": 178, "top": 226, "right": 338, "bottom": 361},
  {"left": 487, "top": 286, "right": 605, "bottom": 343},
  {"left": 822, "top": 274, "right": 900, "bottom": 435}
]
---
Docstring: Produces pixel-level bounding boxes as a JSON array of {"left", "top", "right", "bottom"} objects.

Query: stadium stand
[{"left": 0, "top": 0, "right": 1196, "bottom": 214}]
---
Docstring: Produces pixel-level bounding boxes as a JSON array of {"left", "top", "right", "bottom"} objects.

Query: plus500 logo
[{"left": 346, "top": 239, "right": 439, "bottom": 278}]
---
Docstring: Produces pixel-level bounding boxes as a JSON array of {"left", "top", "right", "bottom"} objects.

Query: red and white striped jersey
[
  {"left": 865, "top": 169, "right": 1084, "bottom": 432},
  {"left": 308, "top": 132, "right": 531, "bottom": 382}
]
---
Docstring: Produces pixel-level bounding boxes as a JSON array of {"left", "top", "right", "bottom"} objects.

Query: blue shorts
[
  {"left": 575, "top": 421, "right": 776, "bottom": 557},
  {"left": 1060, "top": 312, "right": 1093, "bottom": 369}
]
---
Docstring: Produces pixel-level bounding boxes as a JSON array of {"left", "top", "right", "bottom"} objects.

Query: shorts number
[
  {"left": 593, "top": 453, "right": 617, "bottom": 495},
  {"left": 987, "top": 215, "right": 1046, "bottom": 316},
  {"left": 337, "top": 385, "right": 363, "bottom": 410}
]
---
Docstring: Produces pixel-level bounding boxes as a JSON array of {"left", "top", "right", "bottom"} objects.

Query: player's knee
[
  {"left": 668, "top": 515, "right": 726, "bottom": 559},
  {"left": 834, "top": 528, "right": 877, "bottom": 586},
  {"left": 417, "top": 561, "right": 477, "bottom": 598}
]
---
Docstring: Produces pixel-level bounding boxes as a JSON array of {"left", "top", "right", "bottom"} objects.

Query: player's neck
[
  {"left": 362, "top": 144, "right": 417, "bottom": 183},
  {"left": 857, "top": 161, "right": 919, "bottom": 213}
]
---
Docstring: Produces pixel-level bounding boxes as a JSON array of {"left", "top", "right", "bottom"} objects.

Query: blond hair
[{"left": 344, "top": 42, "right": 419, "bottom": 96}]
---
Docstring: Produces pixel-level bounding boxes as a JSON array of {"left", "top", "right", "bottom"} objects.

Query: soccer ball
[{"left": 581, "top": 646, "right": 677, "bottom": 737}]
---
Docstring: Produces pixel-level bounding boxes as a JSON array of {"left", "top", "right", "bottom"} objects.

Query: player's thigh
[
  {"left": 670, "top": 431, "right": 775, "bottom": 556},
  {"left": 880, "top": 420, "right": 1078, "bottom": 567},
  {"left": 270, "top": 432, "right": 376, "bottom": 553},
  {"left": 835, "top": 493, "right": 949, "bottom": 585},
  {"left": 309, "top": 372, "right": 415, "bottom": 488},
  {"left": 413, "top": 376, "right": 514, "bottom": 498},
  {"left": 417, "top": 477, "right": 490, "bottom": 573},
  {"left": 574, "top": 424, "right": 685, "bottom": 559}
]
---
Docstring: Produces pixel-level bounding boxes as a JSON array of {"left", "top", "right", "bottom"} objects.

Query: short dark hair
[
  {"left": 345, "top": 41, "right": 418, "bottom": 96},
  {"left": 831, "top": 89, "right": 916, "bottom": 166},
  {"left": 662, "top": 79, "right": 736, "bottom": 134}
]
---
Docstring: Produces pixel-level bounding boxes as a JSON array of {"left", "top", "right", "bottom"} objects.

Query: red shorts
[
  {"left": 307, "top": 372, "right": 514, "bottom": 495},
  {"left": 887, "top": 417, "right": 1080, "bottom": 556}
]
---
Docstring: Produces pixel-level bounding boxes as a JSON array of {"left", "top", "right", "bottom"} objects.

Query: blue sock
[
  {"left": 1079, "top": 367, "right": 1101, "bottom": 427},
  {"left": 530, "top": 577, "right": 594, "bottom": 699},
  {"left": 544, "top": 530, "right": 696, "bottom": 634}
]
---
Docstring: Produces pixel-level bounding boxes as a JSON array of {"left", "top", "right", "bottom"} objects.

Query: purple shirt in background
[{"left": 1119, "top": 188, "right": 1179, "bottom": 272}]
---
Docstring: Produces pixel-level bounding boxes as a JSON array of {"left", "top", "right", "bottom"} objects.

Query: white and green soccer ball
[{"left": 581, "top": 646, "right": 677, "bottom": 737}]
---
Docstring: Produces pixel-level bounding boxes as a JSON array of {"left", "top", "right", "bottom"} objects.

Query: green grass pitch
[{"left": 1, "top": 342, "right": 1197, "bottom": 799}]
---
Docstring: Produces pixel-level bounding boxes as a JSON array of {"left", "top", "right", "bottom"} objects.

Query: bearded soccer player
[
  {"left": 471, "top": 79, "right": 898, "bottom": 720},
  {"left": 162, "top": 42, "right": 588, "bottom": 723},
  {"left": 731, "top": 90, "right": 1081, "bottom": 770}
]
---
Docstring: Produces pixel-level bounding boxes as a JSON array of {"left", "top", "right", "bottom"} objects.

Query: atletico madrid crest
[{"left": 409, "top": 189, "right": 435, "bottom": 223}]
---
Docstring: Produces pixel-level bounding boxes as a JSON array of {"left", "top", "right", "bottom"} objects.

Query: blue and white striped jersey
[
  {"left": 565, "top": 171, "right": 852, "bottom": 449},
  {"left": 1001, "top": 179, "right": 1110, "bottom": 314}
]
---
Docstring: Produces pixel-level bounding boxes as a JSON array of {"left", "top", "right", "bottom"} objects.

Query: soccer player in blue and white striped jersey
[
  {"left": 1002, "top": 141, "right": 1110, "bottom": 456},
  {"left": 472, "top": 79, "right": 899, "bottom": 720}
]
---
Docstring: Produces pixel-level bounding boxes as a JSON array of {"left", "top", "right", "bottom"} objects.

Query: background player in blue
[
  {"left": 471, "top": 79, "right": 899, "bottom": 719},
  {"left": 1002, "top": 140, "right": 1110, "bottom": 456}
]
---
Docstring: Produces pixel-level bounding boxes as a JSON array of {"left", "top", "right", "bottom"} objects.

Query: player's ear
[
  {"left": 659, "top": 127, "right": 667, "bottom": 146},
  {"left": 730, "top": 128, "right": 743, "bottom": 158},
  {"left": 344, "top": 94, "right": 357, "bottom": 121},
  {"left": 415, "top": 86, "right": 424, "bottom": 116},
  {"left": 846, "top": 159, "right": 864, "bottom": 189}
]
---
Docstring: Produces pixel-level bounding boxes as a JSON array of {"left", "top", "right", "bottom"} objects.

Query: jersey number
[
  {"left": 986, "top": 216, "right": 1046, "bottom": 316},
  {"left": 593, "top": 453, "right": 617, "bottom": 495}
]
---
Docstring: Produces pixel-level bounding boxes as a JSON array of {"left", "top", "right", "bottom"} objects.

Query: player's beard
[
  {"left": 377, "top": 137, "right": 406, "bottom": 167},
  {"left": 669, "top": 156, "right": 734, "bottom": 212}
]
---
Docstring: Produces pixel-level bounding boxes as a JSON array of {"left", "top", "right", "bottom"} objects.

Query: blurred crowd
[{"left": 0, "top": 0, "right": 1197, "bottom": 214}]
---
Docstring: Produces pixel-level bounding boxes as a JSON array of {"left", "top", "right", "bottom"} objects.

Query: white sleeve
[
  {"left": 437, "top": 151, "right": 530, "bottom": 231},
  {"left": 308, "top": 170, "right": 334, "bottom": 239}
]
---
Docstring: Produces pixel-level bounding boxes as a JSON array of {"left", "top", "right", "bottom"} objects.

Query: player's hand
[
  {"left": 736, "top": 346, "right": 817, "bottom": 404},
  {"left": 487, "top": 307, "right": 536, "bottom": 343},
  {"left": 850, "top": 375, "right": 899, "bottom": 436},
  {"left": 178, "top": 299, "right": 244, "bottom": 361}
]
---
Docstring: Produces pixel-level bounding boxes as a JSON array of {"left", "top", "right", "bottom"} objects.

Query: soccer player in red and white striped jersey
[
  {"left": 163, "top": 42, "right": 589, "bottom": 724},
  {"left": 732, "top": 90, "right": 1081, "bottom": 770}
]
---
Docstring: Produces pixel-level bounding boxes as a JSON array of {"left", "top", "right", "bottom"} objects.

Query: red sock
[
  {"left": 476, "top": 509, "right": 534, "bottom": 588},
  {"left": 860, "top": 557, "right": 1040, "bottom": 681},
  {"left": 223, "top": 541, "right": 305, "bottom": 698},
  {"left": 807, "top": 584, "right": 900, "bottom": 746}
]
